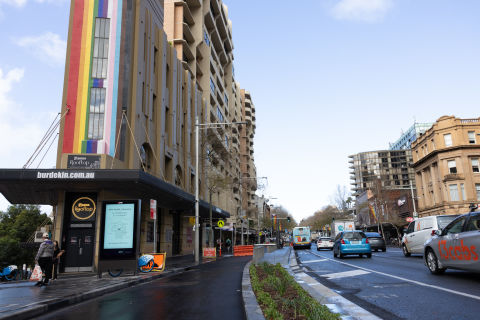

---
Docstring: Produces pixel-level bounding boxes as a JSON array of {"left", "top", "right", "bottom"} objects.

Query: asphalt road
[
  {"left": 296, "top": 244, "right": 480, "bottom": 320},
  {"left": 36, "top": 256, "right": 250, "bottom": 320}
]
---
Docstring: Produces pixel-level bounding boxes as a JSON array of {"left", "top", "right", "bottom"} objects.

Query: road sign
[
  {"left": 189, "top": 217, "right": 196, "bottom": 226},
  {"left": 150, "top": 199, "right": 157, "bottom": 219},
  {"left": 217, "top": 220, "right": 225, "bottom": 228},
  {"left": 406, "top": 217, "right": 414, "bottom": 222}
]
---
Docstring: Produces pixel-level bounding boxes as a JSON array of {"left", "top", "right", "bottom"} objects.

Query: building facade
[
  {"left": 163, "top": 0, "right": 257, "bottom": 235},
  {"left": 349, "top": 150, "right": 416, "bottom": 197},
  {"left": 412, "top": 115, "right": 480, "bottom": 217},
  {"left": 0, "top": 0, "right": 258, "bottom": 273},
  {"left": 389, "top": 122, "right": 433, "bottom": 150}
]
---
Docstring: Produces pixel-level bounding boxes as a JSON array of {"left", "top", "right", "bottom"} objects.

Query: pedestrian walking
[
  {"left": 52, "top": 240, "right": 65, "bottom": 280},
  {"left": 34, "top": 233, "right": 54, "bottom": 286}
]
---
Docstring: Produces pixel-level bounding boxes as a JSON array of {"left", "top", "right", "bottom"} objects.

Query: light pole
[{"left": 195, "top": 117, "right": 246, "bottom": 264}]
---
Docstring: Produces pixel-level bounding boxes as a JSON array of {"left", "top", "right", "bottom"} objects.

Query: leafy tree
[{"left": 0, "top": 205, "right": 51, "bottom": 267}]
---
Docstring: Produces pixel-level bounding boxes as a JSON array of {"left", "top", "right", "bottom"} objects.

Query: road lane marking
[
  {"left": 304, "top": 250, "right": 480, "bottom": 302},
  {"left": 302, "top": 259, "right": 328, "bottom": 263},
  {"left": 321, "top": 270, "right": 370, "bottom": 279}
]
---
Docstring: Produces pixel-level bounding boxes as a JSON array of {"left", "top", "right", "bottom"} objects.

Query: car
[
  {"left": 423, "top": 210, "right": 480, "bottom": 274},
  {"left": 365, "top": 232, "right": 386, "bottom": 252},
  {"left": 402, "top": 214, "right": 459, "bottom": 257},
  {"left": 317, "top": 237, "right": 334, "bottom": 250},
  {"left": 333, "top": 230, "right": 372, "bottom": 258}
]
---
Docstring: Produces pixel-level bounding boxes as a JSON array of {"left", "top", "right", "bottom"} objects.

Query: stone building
[{"left": 412, "top": 115, "right": 480, "bottom": 217}]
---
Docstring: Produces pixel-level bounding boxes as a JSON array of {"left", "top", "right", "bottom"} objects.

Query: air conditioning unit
[{"left": 34, "top": 231, "right": 44, "bottom": 243}]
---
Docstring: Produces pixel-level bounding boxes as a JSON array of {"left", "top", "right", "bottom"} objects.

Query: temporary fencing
[{"left": 233, "top": 245, "right": 254, "bottom": 256}]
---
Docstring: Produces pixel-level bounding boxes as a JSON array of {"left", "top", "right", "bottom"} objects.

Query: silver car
[{"left": 424, "top": 211, "right": 480, "bottom": 274}]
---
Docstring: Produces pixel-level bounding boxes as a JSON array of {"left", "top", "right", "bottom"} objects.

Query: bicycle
[
  {"left": 0, "top": 265, "right": 18, "bottom": 281},
  {"left": 107, "top": 254, "right": 156, "bottom": 277}
]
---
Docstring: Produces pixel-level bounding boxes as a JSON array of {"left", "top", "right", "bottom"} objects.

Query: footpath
[{"left": 0, "top": 254, "right": 232, "bottom": 320}]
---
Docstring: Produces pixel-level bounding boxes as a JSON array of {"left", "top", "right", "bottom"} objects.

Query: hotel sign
[
  {"left": 72, "top": 197, "right": 97, "bottom": 221},
  {"left": 67, "top": 155, "right": 101, "bottom": 169}
]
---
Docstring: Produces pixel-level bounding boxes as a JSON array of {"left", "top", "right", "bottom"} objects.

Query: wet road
[
  {"left": 37, "top": 256, "right": 250, "bottom": 320},
  {"left": 296, "top": 245, "right": 480, "bottom": 320}
]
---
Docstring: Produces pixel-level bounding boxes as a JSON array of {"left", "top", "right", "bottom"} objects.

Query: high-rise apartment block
[
  {"left": 349, "top": 150, "right": 415, "bottom": 197},
  {"left": 389, "top": 122, "right": 433, "bottom": 150},
  {"left": 0, "top": 0, "right": 259, "bottom": 273},
  {"left": 412, "top": 116, "right": 480, "bottom": 217}
]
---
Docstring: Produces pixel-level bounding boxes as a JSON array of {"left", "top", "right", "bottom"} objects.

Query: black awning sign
[{"left": 72, "top": 197, "right": 96, "bottom": 221}]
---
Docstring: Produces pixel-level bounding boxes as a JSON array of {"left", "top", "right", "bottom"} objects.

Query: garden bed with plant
[{"left": 250, "top": 262, "right": 340, "bottom": 320}]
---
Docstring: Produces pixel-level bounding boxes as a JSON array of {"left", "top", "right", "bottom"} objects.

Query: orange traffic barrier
[{"left": 234, "top": 245, "right": 254, "bottom": 256}]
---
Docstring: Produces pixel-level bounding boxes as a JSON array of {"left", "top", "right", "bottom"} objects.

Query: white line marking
[
  {"left": 302, "top": 259, "right": 328, "bottom": 263},
  {"left": 305, "top": 250, "right": 480, "bottom": 301},
  {"left": 321, "top": 270, "right": 370, "bottom": 279}
]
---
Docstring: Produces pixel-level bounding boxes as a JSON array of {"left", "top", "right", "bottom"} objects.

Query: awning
[{"left": 0, "top": 169, "right": 229, "bottom": 219}]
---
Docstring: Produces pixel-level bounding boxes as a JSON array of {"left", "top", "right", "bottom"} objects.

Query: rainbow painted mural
[{"left": 62, "top": 0, "right": 124, "bottom": 157}]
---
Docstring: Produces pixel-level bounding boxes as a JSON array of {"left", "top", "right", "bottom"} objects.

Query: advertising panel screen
[
  {"left": 100, "top": 200, "right": 140, "bottom": 260},
  {"left": 104, "top": 203, "right": 135, "bottom": 249}
]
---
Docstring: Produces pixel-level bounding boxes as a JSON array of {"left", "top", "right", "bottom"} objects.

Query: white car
[
  {"left": 402, "top": 215, "right": 458, "bottom": 256},
  {"left": 317, "top": 237, "right": 334, "bottom": 250}
]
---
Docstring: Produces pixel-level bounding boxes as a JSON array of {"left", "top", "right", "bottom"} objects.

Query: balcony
[
  {"left": 185, "top": 0, "right": 201, "bottom": 8},
  {"left": 443, "top": 174, "right": 464, "bottom": 182},
  {"left": 183, "top": 23, "right": 194, "bottom": 44},
  {"left": 204, "top": 10, "right": 215, "bottom": 31}
]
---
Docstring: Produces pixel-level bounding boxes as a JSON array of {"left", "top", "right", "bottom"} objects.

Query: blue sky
[{"left": 1, "top": 0, "right": 479, "bottom": 223}]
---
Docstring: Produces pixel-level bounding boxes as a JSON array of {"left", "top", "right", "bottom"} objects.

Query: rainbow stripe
[{"left": 62, "top": 0, "right": 122, "bottom": 157}]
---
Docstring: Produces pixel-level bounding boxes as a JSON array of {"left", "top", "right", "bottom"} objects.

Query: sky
[{"left": 0, "top": 0, "right": 479, "bottom": 223}]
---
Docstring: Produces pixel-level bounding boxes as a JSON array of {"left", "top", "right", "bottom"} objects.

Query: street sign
[
  {"left": 406, "top": 217, "right": 414, "bottom": 222},
  {"left": 150, "top": 199, "right": 157, "bottom": 219},
  {"left": 217, "top": 220, "right": 225, "bottom": 228},
  {"left": 189, "top": 217, "right": 196, "bottom": 226}
]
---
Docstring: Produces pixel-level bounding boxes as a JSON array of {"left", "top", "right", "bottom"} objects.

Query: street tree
[{"left": 0, "top": 204, "right": 51, "bottom": 267}]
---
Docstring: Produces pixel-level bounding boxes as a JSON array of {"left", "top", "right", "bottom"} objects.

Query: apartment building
[
  {"left": 412, "top": 115, "right": 480, "bottom": 217},
  {"left": 349, "top": 150, "right": 415, "bottom": 197},
  {"left": 389, "top": 122, "right": 433, "bottom": 150},
  {"left": 0, "top": 0, "right": 259, "bottom": 272},
  {"left": 163, "top": 0, "right": 257, "bottom": 233}
]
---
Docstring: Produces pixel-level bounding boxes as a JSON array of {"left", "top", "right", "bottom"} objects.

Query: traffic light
[{"left": 287, "top": 216, "right": 291, "bottom": 222}]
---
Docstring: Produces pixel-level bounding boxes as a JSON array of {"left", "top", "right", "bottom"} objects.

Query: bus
[{"left": 292, "top": 226, "right": 311, "bottom": 250}]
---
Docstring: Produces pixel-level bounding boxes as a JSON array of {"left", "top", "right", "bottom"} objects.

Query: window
[
  {"left": 461, "top": 183, "right": 466, "bottom": 201},
  {"left": 224, "top": 135, "right": 228, "bottom": 148},
  {"left": 92, "top": 18, "right": 110, "bottom": 79},
  {"left": 87, "top": 87, "right": 106, "bottom": 139},
  {"left": 216, "top": 106, "right": 224, "bottom": 123},
  {"left": 447, "top": 160, "right": 457, "bottom": 174},
  {"left": 445, "top": 217, "right": 465, "bottom": 234},
  {"left": 449, "top": 184, "right": 459, "bottom": 201},
  {"left": 466, "top": 214, "right": 480, "bottom": 231},
  {"left": 472, "top": 158, "right": 479, "bottom": 173},
  {"left": 476, "top": 184, "right": 480, "bottom": 201},
  {"left": 203, "top": 29, "right": 210, "bottom": 47},
  {"left": 224, "top": 93, "right": 229, "bottom": 106},
  {"left": 468, "top": 131, "right": 476, "bottom": 144},
  {"left": 210, "top": 77, "right": 215, "bottom": 94},
  {"left": 444, "top": 133, "right": 452, "bottom": 147}
]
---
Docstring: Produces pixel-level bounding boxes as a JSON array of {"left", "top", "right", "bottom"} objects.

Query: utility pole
[{"left": 410, "top": 180, "right": 418, "bottom": 219}]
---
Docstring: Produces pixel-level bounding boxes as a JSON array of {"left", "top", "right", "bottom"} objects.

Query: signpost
[
  {"left": 150, "top": 199, "right": 157, "bottom": 252},
  {"left": 406, "top": 217, "right": 414, "bottom": 222},
  {"left": 217, "top": 220, "right": 225, "bottom": 228}
]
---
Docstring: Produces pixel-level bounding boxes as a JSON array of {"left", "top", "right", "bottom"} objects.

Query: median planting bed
[{"left": 250, "top": 263, "right": 340, "bottom": 320}]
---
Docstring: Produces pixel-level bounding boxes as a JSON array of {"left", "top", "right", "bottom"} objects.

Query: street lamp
[{"left": 195, "top": 117, "right": 246, "bottom": 264}]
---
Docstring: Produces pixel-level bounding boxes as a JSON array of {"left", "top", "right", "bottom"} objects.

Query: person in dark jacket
[
  {"left": 35, "top": 233, "right": 54, "bottom": 286},
  {"left": 52, "top": 240, "right": 65, "bottom": 280}
]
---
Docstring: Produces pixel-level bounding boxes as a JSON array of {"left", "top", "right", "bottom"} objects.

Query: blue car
[{"left": 333, "top": 231, "right": 372, "bottom": 258}]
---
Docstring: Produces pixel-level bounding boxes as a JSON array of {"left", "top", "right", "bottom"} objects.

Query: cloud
[
  {"left": 15, "top": 32, "right": 66, "bottom": 66},
  {"left": 0, "top": 0, "right": 27, "bottom": 7},
  {"left": 331, "top": 0, "right": 393, "bottom": 23}
]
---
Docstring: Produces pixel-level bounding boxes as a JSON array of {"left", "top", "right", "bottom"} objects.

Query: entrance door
[{"left": 64, "top": 229, "right": 95, "bottom": 272}]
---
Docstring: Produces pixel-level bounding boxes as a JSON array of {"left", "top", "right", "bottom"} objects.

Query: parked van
[{"left": 402, "top": 215, "right": 459, "bottom": 257}]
